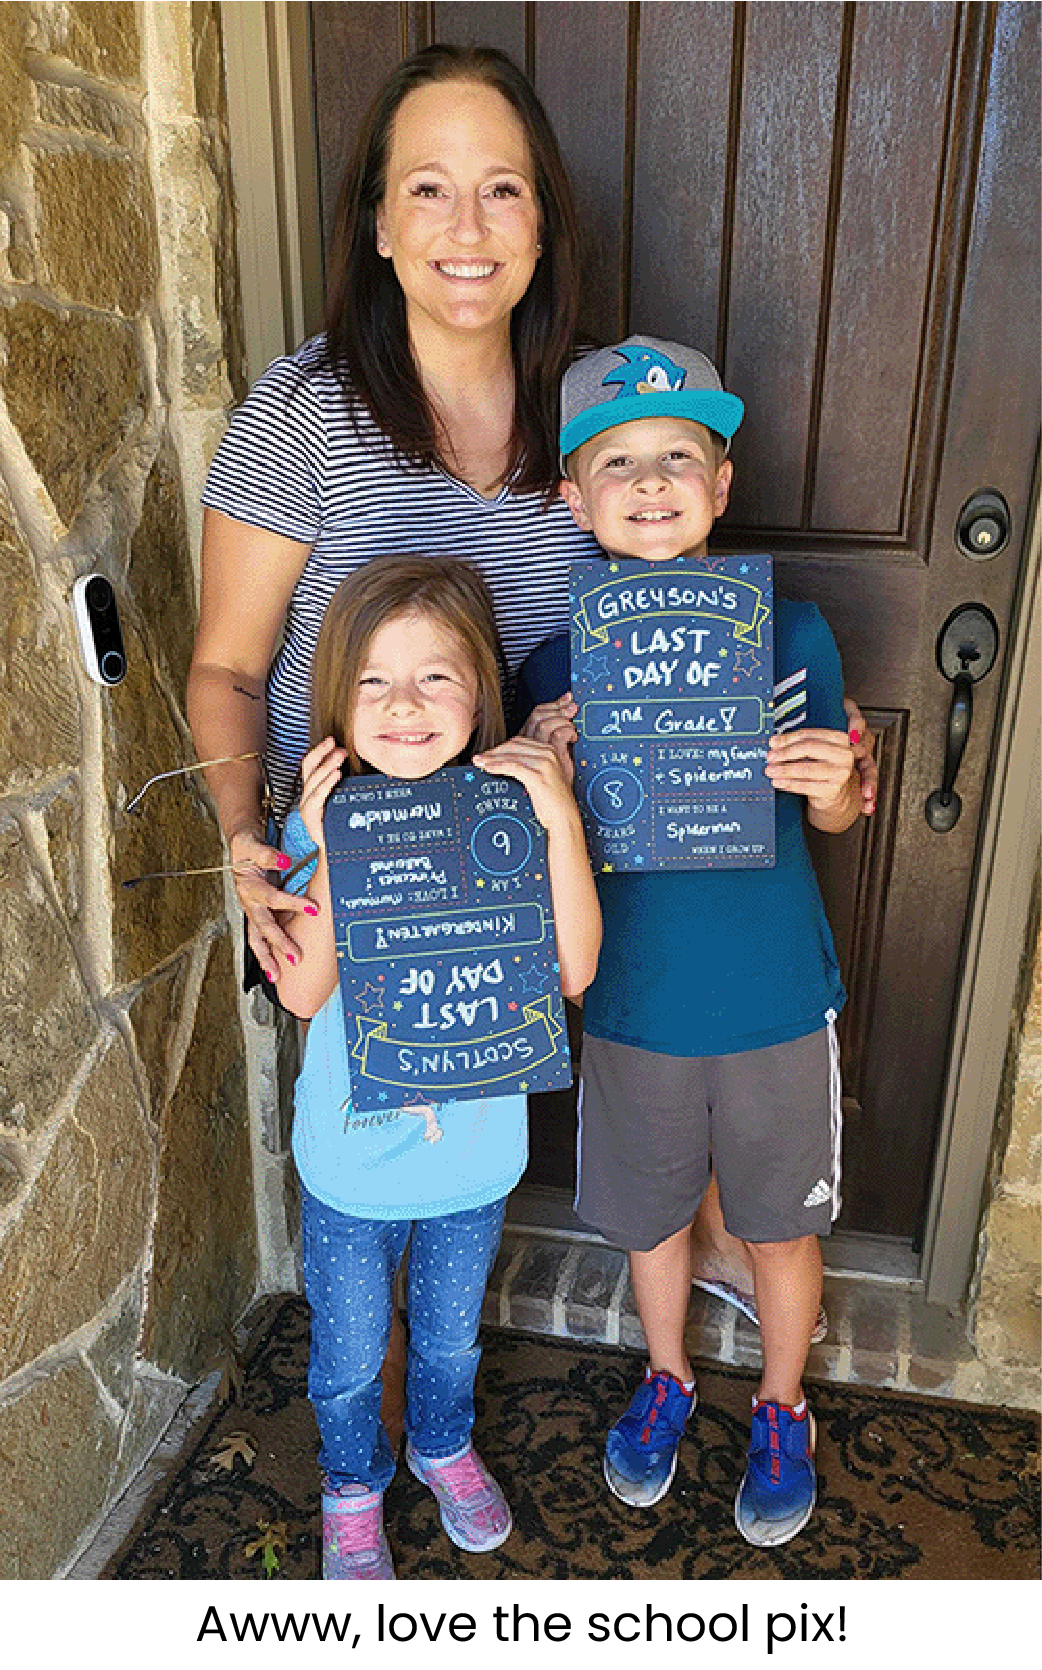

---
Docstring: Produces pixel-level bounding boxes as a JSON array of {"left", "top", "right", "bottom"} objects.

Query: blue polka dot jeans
[{"left": 300, "top": 1187, "right": 508, "bottom": 1494}]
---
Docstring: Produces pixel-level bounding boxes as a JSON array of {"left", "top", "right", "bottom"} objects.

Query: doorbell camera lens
[
  {"left": 85, "top": 575, "right": 115, "bottom": 613},
  {"left": 71, "top": 572, "right": 128, "bottom": 687}
]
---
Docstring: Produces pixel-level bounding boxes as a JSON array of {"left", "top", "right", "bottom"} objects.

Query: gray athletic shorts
[{"left": 575, "top": 1021, "right": 843, "bottom": 1251}]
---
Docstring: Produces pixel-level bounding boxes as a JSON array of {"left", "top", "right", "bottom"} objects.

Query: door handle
[{"left": 925, "top": 604, "right": 999, "bottom": 832}]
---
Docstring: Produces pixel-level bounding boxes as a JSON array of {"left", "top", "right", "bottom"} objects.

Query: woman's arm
[
  {"left": 843, "top": 696, "right": 877, "bottom": 816},
  {"left": 267, "top": 737, "right": 348, "bottom": 1017},
  {"left": 187, "top": 507, "right": 313, "bottom": 978},
  {"left": 270, "top": 847, "right": 338, "bottom": 1017},
  {"left": 473, "top": 738, "right": 602, "bottom": 999}
]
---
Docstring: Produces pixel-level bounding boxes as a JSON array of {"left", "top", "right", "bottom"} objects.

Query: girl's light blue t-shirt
[{"left": 281, "top": 809, "right": 527, "bottom": 1220}]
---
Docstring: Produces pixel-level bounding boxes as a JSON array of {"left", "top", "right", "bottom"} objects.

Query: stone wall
[
  {"left": 0, "top": 2, "right": 258, "bottom": 1579},
  {"left": 969, "top": 890, "right": 1041, "bottom": 1405}
]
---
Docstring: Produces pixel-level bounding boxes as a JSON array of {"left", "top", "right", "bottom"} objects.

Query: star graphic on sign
[
  {"left": 476, "top": 877, "right": 485, "bottom": 888},
  {"left": 393, "top": 1000, "right": 403, "bottom": 1011},
  {"left": 734, "top": 647, "right": 762, "bottom": 678},
  {"left": 739, "top": 561, "right": 750, "bottom": 574},
  {"left": 584, "top": 646, "right": 612, "bottom": 683},
  {"left": 634, "top": 853, "right": 646, "bottom": 864},
  {"left": 356, "top": 982, "right": 385, "bottom": 1013},
  {"left": 464, "top": 770, "right": 475, "bottom": 781},
  {"left": 507, "top": 1001, "right": 518, "bottom": 1011},
  {"left": 518, "top": 966, "right": 544, "bottom": 998}
]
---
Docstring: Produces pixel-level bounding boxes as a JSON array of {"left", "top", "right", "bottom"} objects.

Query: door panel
[{"left": 307, "top": 1, "right": 1040, "bottom": 1246}]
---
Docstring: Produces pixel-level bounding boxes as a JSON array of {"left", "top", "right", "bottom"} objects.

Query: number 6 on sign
[{"left": 471, "top": 815, "right": 532, "bottom": 877}]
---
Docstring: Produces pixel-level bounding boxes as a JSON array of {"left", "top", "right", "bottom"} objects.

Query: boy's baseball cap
[{"left": 560, "top": 334, "right": 744, "bottom": 463}]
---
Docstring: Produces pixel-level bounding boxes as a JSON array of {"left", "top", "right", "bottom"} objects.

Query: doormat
[{"left": 100, "top": 1295, "right": 1039, "bottom": 1582}]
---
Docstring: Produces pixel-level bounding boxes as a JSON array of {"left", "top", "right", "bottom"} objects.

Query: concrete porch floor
[{"left": 65, "top": 1220, "right": 1033, "bottom": 1579}]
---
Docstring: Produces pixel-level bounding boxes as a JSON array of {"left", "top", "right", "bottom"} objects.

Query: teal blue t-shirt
[
  {"left": 282, "top": 809, "right": 527, "bottom": 1219},
  {"left": 582, "top": 601, "right": 848, "bottom": 1057}
]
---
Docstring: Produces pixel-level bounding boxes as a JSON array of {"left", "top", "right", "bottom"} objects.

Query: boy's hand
[
  {"left": 520, "top": 693, "right": 578, "bottom": 784},
  {"left": 765, "top": 727, "right": 856, "bottom": 813},
  {"left": 298, "top": 735, "right": 348, "bottom": 850},
  {"left": 473, "top": 737, "right": 582, "bottom": 835}
]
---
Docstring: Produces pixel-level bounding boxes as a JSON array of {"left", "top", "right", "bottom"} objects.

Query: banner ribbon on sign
[
  {"left": 575, "top": 574, "right": 770, "bottom": 653},
  {"left": 350, "top": 994, "right": 564, "bottom": 1093}
]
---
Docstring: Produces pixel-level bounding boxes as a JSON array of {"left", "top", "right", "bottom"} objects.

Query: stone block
[
  {"left": 151, "top": 124, "right": 229, "bottom": 402},
  {"left": 0, "top": 1360, "right": 119, "bottom": 1580},
  {"left": 0, "top": 820, "right": 97, "bottom": 1138},
  {"left": 107, "top": 623, "right": 224, "bottom": 985},
  {"left": 33, "top": 151, "right": 156, "bottom": 316},
  {"left": 128, "top": 434, "right": 196, "bottom": 700},
  {"left": 40, "top": 779, "right": 83, "bottom": 930},
  {"left": 0, "top": 533, "right": 81, "bottom": 794},
  {"left": 0, "top": 1038, "right": 154, "bottom": 1380},
  {"left": 33, "top": 1, "right": 141, "bottom": 85},
  {"left": 34, "top": 80, "right": 139, "bottom": 147},
  {"left": 87, "top": 1274, "right": 146, "bottom": 1411},
  {"left": 0, "top": 4, "right": 32, "bottom": 173},
  {"left": 0, "top": 301, "right": 145, "bottom": 528},
  {"left": 192, "top": 1, "right": 225, "bottom": 122},
  {"left": 111, "top": 1368, "right": 188, "bottom": 1502},
  {"left": 126, "top": 953, "right": 191, "bottom": 1123},
  {"left": 142, "top": 934, "right": 257, "bottom": 1381},
  {"left": 0, "top": 1138, "right": 24, "bottom": 1210}
]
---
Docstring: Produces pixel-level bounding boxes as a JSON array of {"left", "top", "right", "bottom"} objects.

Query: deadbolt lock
[{"left": 955, "top": 490, "right": 1011, "bottom": 560}]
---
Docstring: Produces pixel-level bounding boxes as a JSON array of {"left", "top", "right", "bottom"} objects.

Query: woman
[
  {"left": 188, "top": 44, "right": 872, "bottom": 1370},
  {"left": 188, "top": 45, "right": 595, "bottom": 980}
]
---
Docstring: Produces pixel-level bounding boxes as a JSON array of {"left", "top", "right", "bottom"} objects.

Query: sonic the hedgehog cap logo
[{"left": 560, "top": 334, "right": 744, "bottom": 463}]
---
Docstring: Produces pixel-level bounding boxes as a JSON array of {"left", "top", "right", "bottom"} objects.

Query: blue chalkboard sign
[
  {"left": 323, "top": 766, "right": 571, "bottom": 1113},
  {"left": 570, "top": 554, "right": 775, "bottom": 871}
]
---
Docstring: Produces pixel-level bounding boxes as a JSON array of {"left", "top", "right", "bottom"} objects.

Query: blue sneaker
[
  {"left": 735, "top": 1397, "right": 817, "bottom": 1546},
  {"left": 603, "top": 1368, "right": 697, "bottom": 1507}
]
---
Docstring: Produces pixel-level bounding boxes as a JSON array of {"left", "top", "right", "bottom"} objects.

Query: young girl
[{"left": 273, "top": 554, "right": 601, "bottom": 1581}]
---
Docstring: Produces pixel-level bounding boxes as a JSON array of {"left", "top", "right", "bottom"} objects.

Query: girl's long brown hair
[
  {"left": 312, "top": 555, "right": 507, "bottom": 773},
  {"left": 319, "top": 44, "right": 581, "bottom": 497}
]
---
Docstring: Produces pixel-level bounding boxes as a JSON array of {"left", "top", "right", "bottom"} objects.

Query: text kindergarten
[
  {"left": 570, "top": 555, "right": 776, "bottom": 871},
  {"left": 323, "top": 767, "right": 571, "bottom": 1113}
]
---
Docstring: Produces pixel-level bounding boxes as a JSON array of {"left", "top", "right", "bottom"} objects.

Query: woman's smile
[{"left": 376, "top": 80, "right": 541, "bottom": 343}]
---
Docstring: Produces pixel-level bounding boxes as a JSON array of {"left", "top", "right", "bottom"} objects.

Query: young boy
[{"left": 539, "top": 335, "right": 862, "bottom": 1546}]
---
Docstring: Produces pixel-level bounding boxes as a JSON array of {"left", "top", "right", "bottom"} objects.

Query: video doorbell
[{"left": 71, "top": 573, "right": 127, "bottom": 686}]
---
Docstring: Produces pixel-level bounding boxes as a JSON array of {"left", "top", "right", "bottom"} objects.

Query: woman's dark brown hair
[
  {"left": 321, "top": 44, "right": 580, "bottom": 495},
  {"left": 312, "top": 555, "right": 507, "bottom": 773}
]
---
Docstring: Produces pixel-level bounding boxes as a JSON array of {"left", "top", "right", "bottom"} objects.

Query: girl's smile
[{"left": 352, "top": 611, "right": 479, "bottom": 779}]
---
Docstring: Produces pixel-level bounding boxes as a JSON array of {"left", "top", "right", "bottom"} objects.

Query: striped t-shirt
[{"left": 202, "top": 335, "right": 598, "bottom": 819}]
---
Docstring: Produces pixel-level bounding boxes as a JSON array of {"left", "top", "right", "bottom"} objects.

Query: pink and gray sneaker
[
  {"left": 321, "top": 1485, "right": 395, "bottom": 1580},
  {"left": 406, "top": 1442, "right": 512, "bottom": 1552}
]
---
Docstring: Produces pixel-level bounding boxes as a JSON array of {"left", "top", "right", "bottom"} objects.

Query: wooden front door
[{"left": 308, "top": 2, "right": 1040, "bottom": 1252}]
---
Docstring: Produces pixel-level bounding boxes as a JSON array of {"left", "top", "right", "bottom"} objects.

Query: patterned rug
[{"left": 102, "top": 1295, "right": 1039, "bottom": 1582}]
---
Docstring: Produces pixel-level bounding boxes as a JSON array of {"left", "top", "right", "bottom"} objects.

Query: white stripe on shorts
[
  {"left": 826, "top": 1007, "right": 843, "bottom": 1220},
  {"left": 573, "top": 1074, "right": 585, "bottom": 1216}
]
